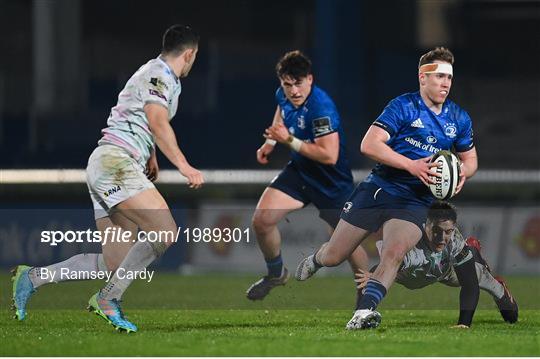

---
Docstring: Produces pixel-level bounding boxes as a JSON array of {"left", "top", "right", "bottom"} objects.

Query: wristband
[
  {"left": 287, "top": 135, "right": 303, "bottom": 152},
  {"left": 265, "top": 139, "right": 277, "bottom": 146}
]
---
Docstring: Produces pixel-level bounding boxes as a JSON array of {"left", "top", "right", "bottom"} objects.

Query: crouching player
[{"left": 354, "top": 201, "right": 518, "bottom": 328}]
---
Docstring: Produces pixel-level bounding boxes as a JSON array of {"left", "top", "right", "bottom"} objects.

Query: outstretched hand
[{"left": 178, "top": 163, "right": 204, "bottom": 189}]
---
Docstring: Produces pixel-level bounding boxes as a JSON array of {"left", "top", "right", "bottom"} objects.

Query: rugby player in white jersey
[
  {"left": 354, "top": 201, "right": 518, "bottom": 328},
  {"left": 12, "top": 24, "right": 203, "bottom": 332}
]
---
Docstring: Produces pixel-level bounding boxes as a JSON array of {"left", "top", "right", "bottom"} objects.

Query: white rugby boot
[
  {"left": 295, "top": 254, "right": 320, "bottom": 281},
  {"left": 345, "top": 309, "right": 382, "bottom": 330}
]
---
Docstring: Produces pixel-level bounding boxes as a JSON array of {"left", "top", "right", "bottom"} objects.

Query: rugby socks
[
  {"left": 28, "top": 253, "right": 108, "bottom": 288},
  {"left": 312, "top": 251, "right": 323, "bottom": 269},
  {"left": 101, "top": 240, "right": 158, "bottom": 300},
  {"left": 357, "top": 278, "right": 387, "bottom": 310},
  {"left": 266, "top": 253, "right": 284, "bottom": 278}
]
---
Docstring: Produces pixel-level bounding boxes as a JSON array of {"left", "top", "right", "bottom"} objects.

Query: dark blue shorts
[
  {"left": 340, "top": 182, "right": 428, "bottom": 232},
  {"left": 269, "top": 164, "right": 353, "bottom": 228}
]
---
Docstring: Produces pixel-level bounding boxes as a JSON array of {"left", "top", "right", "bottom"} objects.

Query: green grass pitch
[{"left": 1, "top": 273, "right": 539, "bottom": 356}]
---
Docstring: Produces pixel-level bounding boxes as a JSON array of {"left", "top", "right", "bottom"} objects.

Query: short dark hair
[
  {"left": 162, "top": 24, "right": 199, "bottom": 56},
  {"left": 419, "top": 47, "right": 454, "bottom": 67},
  {"left": 427, "top": 200, "right": 457, "bottom": 224},
  {"left": 276, "top": 50, "right": 312, "bottom": 80}
]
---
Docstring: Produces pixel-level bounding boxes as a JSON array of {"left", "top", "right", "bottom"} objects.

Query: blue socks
[
  {"left": 266, "top": 253, "right": 284, "bottom": 278},
  {"left": 357, "top": 279, "right": 387, "bottom": 310}
]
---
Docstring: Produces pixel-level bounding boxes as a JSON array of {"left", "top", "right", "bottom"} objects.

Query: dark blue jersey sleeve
[
  {"left": 309, "top": 101, "right": 338, "bottom": 138},
  {"left": 312, "top": 116, "right": 335, "bottom": 138},
  {"left": 372, "top": 98, "right": 405, "bottom": 137},
  {"left": 454, "top": 109, "right": 475, "bottom": 152}
]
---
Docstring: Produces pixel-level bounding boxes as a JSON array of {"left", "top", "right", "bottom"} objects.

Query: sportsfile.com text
[{"left": 40, "top": 227, "right": 251, "bottom": 246}]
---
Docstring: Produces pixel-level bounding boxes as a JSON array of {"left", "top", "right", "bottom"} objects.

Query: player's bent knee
[{"left": 252, "top": 211, "right": 278, "bottom": 235}]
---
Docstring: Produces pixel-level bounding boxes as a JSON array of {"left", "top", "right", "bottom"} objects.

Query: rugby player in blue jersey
[
  {"left": 12, "top": 25, "right": 203, "bottom": 332},
  {"left": 246, "top": 50, "right": 369, "bottom": 300},
  {"left": 296, "top": 47, "right": 479, "bottom": 329}
]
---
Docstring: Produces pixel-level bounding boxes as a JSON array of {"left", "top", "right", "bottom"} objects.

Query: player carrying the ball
[
  {"left": 355, "top": 201, "right": 518, "bottom": 328},
  {"left": 296, "top": 47, "right": 478, "bottom": 329}
]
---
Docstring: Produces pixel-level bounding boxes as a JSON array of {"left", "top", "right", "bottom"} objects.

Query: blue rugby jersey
[
  {"left": 366, "top": 91, "right": 474, "bottom": 205},
  {"left": 275, "top": 86, "right": 353, "bottom": 198}
]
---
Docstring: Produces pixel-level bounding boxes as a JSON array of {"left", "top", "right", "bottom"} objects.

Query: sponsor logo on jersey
[
  {"left": 149, "top": 77, "right": 169, "bottom": 102},
  {"left": 150, "top": 77, "right": 168, "bottom": 92},
  {"left": 404, "top": 137, "right": 441, "bottom": 154},
  {"left": 427, "top": 136, "right": 437, "bottom": 144},
  {"left": 149, "top": 89, "right": 167, "bottom": 101},
  {"left": 297, "top": 116, "right": 306, "bottom": 129},
  {"left": 313, "top": 117, "right": 332, "bottom": 137},
  {"left": 444, "top": 123, "right": 457, "bottom": 138},
  {"left": 343, "top": 201, "right": 353, "bottom": 213},
  {"left": 103, "top": 185, "right": 121, "bottom": 198},
  {"left": 411, "top": 118, "right": 424, "bottom": 128}
]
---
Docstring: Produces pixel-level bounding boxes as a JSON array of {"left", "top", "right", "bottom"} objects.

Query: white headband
[{"left": 419, "top": 63, "right": 453, "bottom": 76}]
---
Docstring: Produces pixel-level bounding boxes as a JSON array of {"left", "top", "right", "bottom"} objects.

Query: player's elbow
[
  {"left": 148, "top": 120, "right": 168, "bottom": 139},
  {"left": 360, "top": 138, "right": 374, "bottom": 157},
  {"left": 322, "top": 153, "right": 338, "bottom": 166}
]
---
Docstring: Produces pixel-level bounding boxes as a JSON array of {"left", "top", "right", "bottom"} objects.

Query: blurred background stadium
[{"left": 0, "top": 0, "right": 539, "bottom": 277}]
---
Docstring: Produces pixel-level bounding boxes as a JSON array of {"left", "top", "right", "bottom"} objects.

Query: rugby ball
[{"left": 428, "top": 150, "right": 461, "bottom": 200}]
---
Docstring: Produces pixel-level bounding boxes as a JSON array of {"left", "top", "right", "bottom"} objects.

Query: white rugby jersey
[
  {"left": 98, "top": 56, "right": 182, "bottom": 165},
  {"left": 376, "top": 228, "right": 472, "bottom": 289}
]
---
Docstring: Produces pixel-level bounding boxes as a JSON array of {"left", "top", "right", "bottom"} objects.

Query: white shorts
[{"left": 86, "top": 144, "right": 154, "bottom": 219}]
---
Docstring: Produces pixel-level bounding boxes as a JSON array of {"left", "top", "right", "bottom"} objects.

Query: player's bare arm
[
  {"left": 360, "top": 125, "right": 440, "bottom": 185},
  {"left": 145, "top": 103, "right": 204, "bottom": 189},
  {"left": 455, "top": 147, "right": 478, "bottom": 193},
  {"left": 265, "top": 122, "right": 339, "bottom": 165},
  {"left": 256, "top": 106, "right": 282, "bottom": 164},
  {"left": 453, "top": 254, "right": 480, "bottom": 327}
]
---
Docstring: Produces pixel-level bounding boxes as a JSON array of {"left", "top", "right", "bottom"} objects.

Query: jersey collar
[
  {"left": 157, "top": 55, "right": 180, "bottom": 84},
  {"left": 415, "top": 91, "right": 448, "bottom": 117}
]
